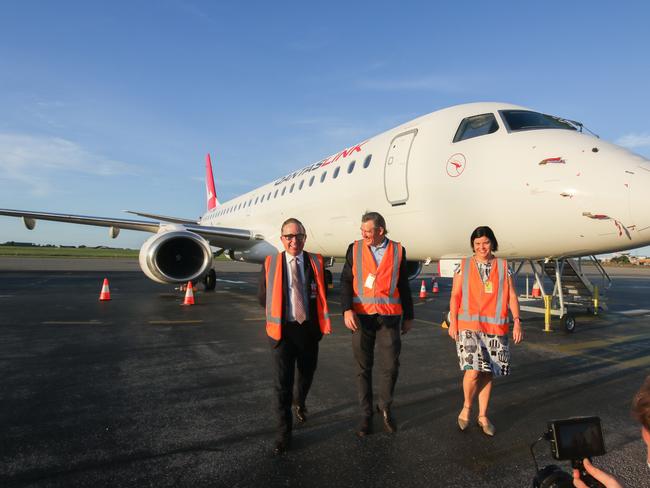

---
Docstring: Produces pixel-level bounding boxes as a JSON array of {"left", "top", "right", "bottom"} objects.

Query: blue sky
[{"left": 1, "top": 1, "right": 650, "bottom": 253}]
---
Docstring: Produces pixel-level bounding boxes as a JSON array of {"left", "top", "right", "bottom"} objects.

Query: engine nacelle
[
  {"left": 405, "top": 260, "right": 423, "bottom": 281},
  {"left": 139, "top": 230, "right": 213, "bottom": 284}
]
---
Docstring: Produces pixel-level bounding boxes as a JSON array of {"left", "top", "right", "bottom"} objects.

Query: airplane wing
[
  {"left": 0, "top": 208, "right": 261, "bottom": 241},
  {"left": 124, "top": 210, "right": 198, "bottom": 225}
]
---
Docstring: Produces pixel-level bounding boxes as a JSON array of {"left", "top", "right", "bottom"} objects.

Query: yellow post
[
  {"left": 593, "top": 285, "right": 599, "bottom": 315},
  {"left": 543, "top": 295, "right": 552, "bottom": 332}
]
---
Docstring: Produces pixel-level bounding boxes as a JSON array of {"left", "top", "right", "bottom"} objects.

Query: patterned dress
[{"left": 455, "top": 260, "right": 512, "bottom": 376}]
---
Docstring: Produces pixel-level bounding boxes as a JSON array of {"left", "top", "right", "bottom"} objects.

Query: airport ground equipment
[{"left": 516, "top": 256, "right": 611, "bottom": 332}]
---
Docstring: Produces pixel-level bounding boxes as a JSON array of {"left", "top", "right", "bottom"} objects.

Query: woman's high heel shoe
[
  {"left": 457, "top": 406, "right": 471, "bottom": 431},
  {"left": 477, "top": 416, "right": 496, "bottom": 436}
]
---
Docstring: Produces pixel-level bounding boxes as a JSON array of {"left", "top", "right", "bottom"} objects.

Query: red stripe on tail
[{"left": 206, "top": 153, "right": 218, "bottom": 210}]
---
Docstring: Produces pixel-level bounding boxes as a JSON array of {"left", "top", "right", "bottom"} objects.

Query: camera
[
  {"left": 532, "top": 416, "right": 606, "bottom": 488},
  {"left": 548, "top": 416, "right": 606, "bottom": 461}
]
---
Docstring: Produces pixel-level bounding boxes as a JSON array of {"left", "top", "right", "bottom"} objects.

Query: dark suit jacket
[
  {"left": 258, "top": 251, "right": 326, "bottom": 347},
  {"left": 340, "top": 242, "right": 414, "bottom": 321}
]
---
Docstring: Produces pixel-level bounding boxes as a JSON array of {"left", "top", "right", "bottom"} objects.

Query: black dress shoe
[
  {"left": 293, "top": 405, "right": 307, "bottom": 423},
  {"left": 380, "top": 409, "right": 397, "bottom": 433},
  {"left": 273, "top": 435, "right": 291, "bottom": 455},
  {"left": 356, "top": 416, "right": 372, "bottom": 437}
]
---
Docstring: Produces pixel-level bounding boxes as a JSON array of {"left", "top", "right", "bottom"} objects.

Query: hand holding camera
[
  {"left": 572, "top": 458, "right": 623, "bottom": 488},
  {"left": 532, "top": 416, "right": 614, "bottom": 488}
]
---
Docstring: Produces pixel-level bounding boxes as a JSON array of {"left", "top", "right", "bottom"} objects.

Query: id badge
[
  {"left": 310, "top": 282, "right": 317, "bottom": 299},
  {"left": 484, "top": 281, "right": 493, "bottom": 294},
  {"left": 364, "top": 273, "right": 376, "bottom": 289}
]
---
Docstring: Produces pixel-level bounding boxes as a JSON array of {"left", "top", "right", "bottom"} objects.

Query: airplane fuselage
[
  {"left": 200, "top": 102, "right": 650, "bottom": 263},
  {"left": 4, "top": 101, "right": 649, "bottom": 284}
]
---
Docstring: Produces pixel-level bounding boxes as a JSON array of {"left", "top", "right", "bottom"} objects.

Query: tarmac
[{"left": 1, "top": 258, "right": 649, "bottom": 487}]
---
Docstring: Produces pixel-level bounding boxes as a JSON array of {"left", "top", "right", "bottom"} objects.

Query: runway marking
[
  {"left": 414, "top": 318, "right": 434, "bottom": 325},
  {"left": 148, "top": 320, "right": 204, "bottom": 325},
  {"left": 617, "top": 309, "right": 650, "bottom": 316},
  {"left": 42, "top": 320, "right": 103, "bottom": 325},
  {"left": 551, "top": 332, "right": 650, "bottom": 353},
  {"left": 216, "top": 279, "right": 248, "bottom": 284},
  {"left": 524, "top": 332, "right": 649, "bottom": 354},
  {"left": 526, "top": 332, "right": 650, "bottom": 369}
]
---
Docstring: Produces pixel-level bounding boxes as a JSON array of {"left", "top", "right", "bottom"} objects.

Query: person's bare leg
[
  {"left": 477, "top": 372, "right": 493, "bottom": 418},
  {"left": 460, "top": 370, "right": 480, "bottom": 420},
  {"left": 476, "top": 373, "right": 496, "bottom": 435}
]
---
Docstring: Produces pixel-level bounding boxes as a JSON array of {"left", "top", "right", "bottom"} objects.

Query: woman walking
[{"left": 448, "top": 226, "right": 523, "bottom": 436}]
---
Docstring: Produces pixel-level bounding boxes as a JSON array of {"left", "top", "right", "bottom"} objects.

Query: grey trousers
[{"left": 352, "top": 314, "right": 402, "bottom": 417}]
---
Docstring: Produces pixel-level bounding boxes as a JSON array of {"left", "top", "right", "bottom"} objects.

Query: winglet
[{"left": 206, "top": 153, "right": 219, "bottom": 210}]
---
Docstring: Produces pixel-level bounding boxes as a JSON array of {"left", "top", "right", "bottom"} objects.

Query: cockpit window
[
  {"left": 453, "top": 113, "right": 499, "bottom": 143},
  {"left": 500, "top": 110, "right": 577, "bottom": 132}
]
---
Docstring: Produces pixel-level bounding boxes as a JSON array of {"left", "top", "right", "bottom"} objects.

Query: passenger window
[
  {"left": 320, "top": 171, "right": 327, "bottom": 183},
  {"left": 267, "top": 192, "right": 271, "bottom": 200},
  {"left": 255, "top": 196, "right": 259, "bottom": 205},
  {"left": 348, "top": 161, "right": 355, "bottom": 174},
  {"left": 363, "top": 155, "right": 372, "bottom": 168},
  {"left": 309, "top": 175, "right": 315, "bottom": 186},
  {"left": 281, "top": 187, "right": 286, "bottom": 196},
  {"left": 260, "top": 195, "right": 265, "bottom": 203},
  {"left": 453, "top": 113, "right": 499, "bottom": 142},
  {"left": 274, "top": 189, "right": 278, "bottom": 198},
  {"left": 299, "top": 180, "right": 304, "bottom": 190},
  {"left": 290, "top": 183, "right": 294, "bottom": 193},
  {"left": 333, "top": 167, "right": 340, "bottom": 179}
]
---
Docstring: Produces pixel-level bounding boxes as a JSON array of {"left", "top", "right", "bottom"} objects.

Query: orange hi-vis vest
[
  {"left": 457, "top": 257, "right": 510, "bottom": 335},
  {"left": 264, "top": 252, "right": 332, "bottom": 341},
  {"left": 351, "top": 239, "right": 404, "bottom": 316}
]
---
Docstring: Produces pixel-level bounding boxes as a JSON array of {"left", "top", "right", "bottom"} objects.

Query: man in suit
[
  {"left": 341, "top": 211, "right": 414, "bottom": 437},
  {"left": 258, "top": 217, "right": 331, "bottom": 454}
]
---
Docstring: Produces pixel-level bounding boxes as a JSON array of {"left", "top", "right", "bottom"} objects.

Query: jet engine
[
  {"left": 405, "top": 260, "right": 423, "bottom": 281},
  {"left": 139, "top": 230, "right": 213, "bottom": 284}
]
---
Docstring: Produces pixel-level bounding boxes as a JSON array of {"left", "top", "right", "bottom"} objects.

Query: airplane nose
[{"left": 629, "top": 161, "right": 650, "bottom": 230}]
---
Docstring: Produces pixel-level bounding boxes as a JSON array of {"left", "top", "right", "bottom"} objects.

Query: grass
[{"left": 0, "top": 246, "right": 139, "bottom": 258}]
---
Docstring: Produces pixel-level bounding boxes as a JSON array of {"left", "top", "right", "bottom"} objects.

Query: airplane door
[{"left": 384, "top": 129, "right": 417, "bottom": 206}]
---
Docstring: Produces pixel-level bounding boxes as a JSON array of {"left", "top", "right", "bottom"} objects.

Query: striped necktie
[{"left": 290, "top": 257, "right": 307, "bottom": 324}]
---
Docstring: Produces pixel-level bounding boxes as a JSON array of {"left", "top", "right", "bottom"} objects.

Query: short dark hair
[
  {"left": 470, "top": 226, "right": 498, "bottom": 251},
  {"left": 632, "top": 375, "right": 650, "bottom": 432},
  {"left": 361, "top": 211, "right": 388, "bottom": 234},
  {"left": 281, "top": 218, "right": 305, "bottom": 234}
]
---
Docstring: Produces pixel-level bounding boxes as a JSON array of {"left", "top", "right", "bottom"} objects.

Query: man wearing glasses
[
  {"left": 341, "top": 211, "right": 414, "bottom": 437},
  {"left": 258, "top": 218, "right": 331, "bottom": 454}
]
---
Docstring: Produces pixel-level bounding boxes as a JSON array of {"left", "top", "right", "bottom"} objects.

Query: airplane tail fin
[{"left": 206, "top": 153, "right": 219, "bottom": 210}]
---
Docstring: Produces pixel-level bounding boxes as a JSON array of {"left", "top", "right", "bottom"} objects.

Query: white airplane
[{"left": 2, "top": 102, "right": 649, "bottom": 295}]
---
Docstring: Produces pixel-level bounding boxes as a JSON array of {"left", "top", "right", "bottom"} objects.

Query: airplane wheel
[
  {"left": 561, "top": 314, "right": 576, "bottom": 333},
  {"left": 204, "top": 269, "right": 217, "bottom": 291}
]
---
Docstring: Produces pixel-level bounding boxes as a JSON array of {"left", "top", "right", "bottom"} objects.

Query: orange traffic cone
[
  {"left": 182, "top": 281, "right": 195, "bottom": 305},
  {"left": 432, "top": 279, "right": 439, "bottom": 294},
  {"left": 419, "top": 279, "right": 427, "bottom": 298},
  {"left": 532, "top": 281, "right": 541, "bottom": 297},
  {"left": 99, "top": 278, "right": 111, "bottom": 301}
]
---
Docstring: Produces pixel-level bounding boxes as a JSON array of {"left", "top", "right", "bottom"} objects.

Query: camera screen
[{"left": 550, "top": 417, "right": 606, "bottom": 460}]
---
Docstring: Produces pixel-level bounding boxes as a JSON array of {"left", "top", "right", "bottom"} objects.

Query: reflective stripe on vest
[
  {"left": 351, "top": 239, "right": 403, "bottom": 316},
  {"left": 264, "top": 254, "right": 283, "bottom": 340},
  {"left": 264, "top": 252, "right": 332, "bottom": 340},
  {"left": 306, "top": 253, "right": 332, "bottom": 333},
  {"left": 458, "top": 257, "right": 510, "bottom": 335}
]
